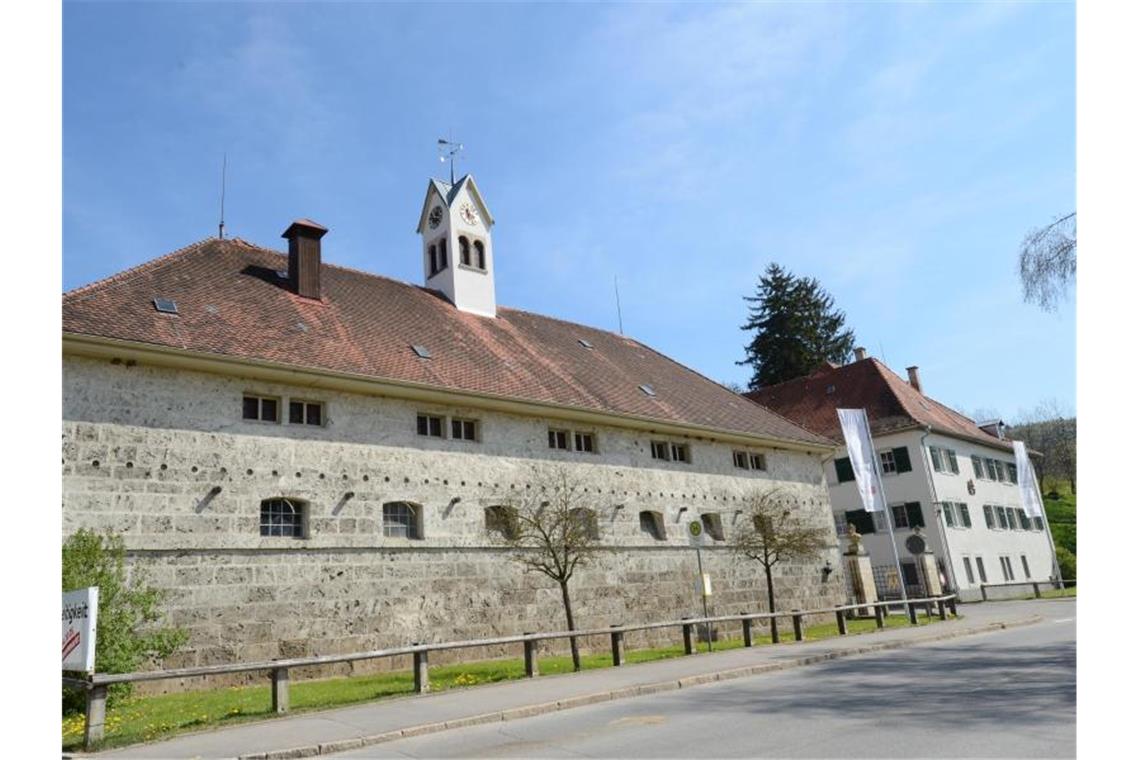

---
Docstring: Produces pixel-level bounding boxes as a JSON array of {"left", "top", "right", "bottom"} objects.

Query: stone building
[
  {"left": 62, "top": 175, "right": 841, "bottom": 685},
  {"left": 747, "top": 351, "right": 1059, "bottom": 602}
]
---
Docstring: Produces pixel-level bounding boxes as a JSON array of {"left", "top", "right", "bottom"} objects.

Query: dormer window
[{"left": 459, "top": 236, "right": 471, "bottom": 267}]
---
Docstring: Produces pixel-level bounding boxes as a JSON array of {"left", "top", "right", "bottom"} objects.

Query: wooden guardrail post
[
  {"left": 84, "top": 684, "right": 107, "bottom": 749},
  {"left": 523, "top": 634, "right": 538, "bottom": 678},
  {"left": 937, "top": 599, "right": 947, "bottom": 621},
  {"left": 792, "top": 612, "right": 804, "bottom": 642},
  {"left": 413, "top": 646, "right": 429, "bottom": 693},
  {"left": 835, "top": 610, "right": 848, "bottom": 635},
  {"left": 906, "top": 603, "right": 918, "bottom": 625},
  {"left": 682, "top": 618, "right": 695, "bottom": 655},
  {"left": 610, "top": 624, "right": 625, "bottom": 667},
  {"left": 270, "top": 667, "right": 289, "bottom": 714},
  {"left": 1032, "top": 582, "right": 1041, "bottom": 598},
  {"left": 769, "top": 616, "right": 780, "bottom": 644},
  {"left": 873, "top": 604, "right": 885, "bottom": 629},
  {"left": 741, "top": 613, "right": 753, "bottom": 647}
]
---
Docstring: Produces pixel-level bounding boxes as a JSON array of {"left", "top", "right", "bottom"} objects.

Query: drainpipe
[{"left": 920, "top": 425, "right": 961, "bottom": 594}]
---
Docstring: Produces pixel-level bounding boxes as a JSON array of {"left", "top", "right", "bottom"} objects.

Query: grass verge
[{"left": 64, "top": 612, "right": 941, "bottom": 751}]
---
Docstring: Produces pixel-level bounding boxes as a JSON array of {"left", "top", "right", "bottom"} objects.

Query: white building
[{"left": 748, "top": 352, "right": 1058, "bottom": 602}]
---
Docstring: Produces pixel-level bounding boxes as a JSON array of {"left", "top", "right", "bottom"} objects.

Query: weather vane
[{"left": 437, "top": 136, "right": 463, "bottom": 185}]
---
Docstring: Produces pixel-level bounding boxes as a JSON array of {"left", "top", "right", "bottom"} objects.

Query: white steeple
[{"left": 415, "top": 175, "right": 496, "bottom": 318}]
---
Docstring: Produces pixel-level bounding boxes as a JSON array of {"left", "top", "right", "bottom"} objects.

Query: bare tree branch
[{"left": 1018, "top": 212, "right": 1076, "bottom": 312}]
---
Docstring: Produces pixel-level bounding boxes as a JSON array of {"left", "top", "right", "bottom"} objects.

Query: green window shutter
[
  {"left": 835, "top": 457, "right": 855, "bottom": 483},
  {"left": 905, "top": 502, "right": 924, "bottom": 528},
  {"left": 844, "top": 509, "right": 875, "bottom": 534},
  {"left": 893, "top": 446, "right": 912, "bottom": 473}
]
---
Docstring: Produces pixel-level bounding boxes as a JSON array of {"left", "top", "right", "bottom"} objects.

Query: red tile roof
[
  {"left": 63, "top": 237, "right": 831, "bottom": 448},
  {"left": 745, "top": 358, "right": 1014, "bottom": 452}
]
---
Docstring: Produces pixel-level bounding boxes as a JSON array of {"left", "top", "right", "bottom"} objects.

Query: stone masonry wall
[{"left": 63, "top": 356, "right": 844, "bottom": 691}]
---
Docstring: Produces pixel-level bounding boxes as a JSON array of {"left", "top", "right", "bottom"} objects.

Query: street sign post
[{"left": 687, "top": 520, "right": 713, "bottom": 652}]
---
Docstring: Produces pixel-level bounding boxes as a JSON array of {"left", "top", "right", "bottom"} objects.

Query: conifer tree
[{"left": 738, "top": 264, "right": 855, "bottom": 389}]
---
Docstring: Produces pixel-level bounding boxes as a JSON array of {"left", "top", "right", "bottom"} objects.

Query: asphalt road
[{"left": 332, "top": 600, "right": 1075, "bottom": 759}]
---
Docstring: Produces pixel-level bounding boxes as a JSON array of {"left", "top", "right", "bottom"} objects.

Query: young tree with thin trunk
[
  {"left": 489, "top": 469, "right": 601, "bottom": 671},
  {"left": 731, "top": 488, "right": 831, "bottom": 641}
]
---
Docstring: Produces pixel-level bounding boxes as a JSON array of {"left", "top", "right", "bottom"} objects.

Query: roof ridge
[{"left": 63, "top": 237, "right": 216, "bottom": 301}]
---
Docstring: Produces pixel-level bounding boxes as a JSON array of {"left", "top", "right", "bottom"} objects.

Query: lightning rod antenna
[
  {"left": 218, "top": 153, "right": 227, "bottom": 240},
  {"left": 614, "top": 275, "right": 625, "bottom": 336}
]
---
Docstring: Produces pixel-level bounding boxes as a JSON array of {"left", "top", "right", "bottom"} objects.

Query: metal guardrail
[
  {"left": 978, "top": 578, "right": 1076, "bottom": 601},
  {"left": 63, "top": 593, "right": 958, "bottom": 749}
]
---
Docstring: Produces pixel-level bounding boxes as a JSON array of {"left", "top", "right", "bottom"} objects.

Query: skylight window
[
  {"left": 411, "top": 344, "right": 432, "bottom": 359},
  {"left": 578, "top": 338, "right": 594, "bottom": 349},
  {"left": 638, "top": 384, "right": 656, "bottom": 397},
  {"left": 153, "top": 298, "right": 178, "bottom": 315}
]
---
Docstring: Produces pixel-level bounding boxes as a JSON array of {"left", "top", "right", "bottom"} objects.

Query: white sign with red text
[{"left": 62, "top": 587, "right": 98, "bottom": 673}]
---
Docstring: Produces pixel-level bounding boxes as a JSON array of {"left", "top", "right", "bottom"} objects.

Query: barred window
[
  {"left": 289, "top": 400, "right": 323, "bottom": 426},
  {"left": 243, "top": 394, "right": 279, "bottom": 423},
  {"left": 701, "top": 512, "right": 725, "bottom": 541},
  {"left": 484, "top": 506, "right": 518, "bottom": 540},
  {"left": 383, "top": 502, "right": 422, "bottom": 539},
  {"left": 260, "top": 498, "right": 305, "bottom": 538},
  {"left": 569, "top": 508, "right": 599, "bottom": 540},
  {"left": 417, "top": 414, "right": 444, "bottom": 438},
  {"left": 639, "top": 510, "right": 665, "bottom": 540}
]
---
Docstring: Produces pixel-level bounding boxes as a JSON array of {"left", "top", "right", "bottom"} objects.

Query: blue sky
[{"left": 63, "top": 1, "right": 1075, "bottom": 420}]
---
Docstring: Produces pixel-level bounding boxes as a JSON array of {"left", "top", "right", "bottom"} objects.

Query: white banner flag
[
  {"left": 1013, "top": 441, "right": 1044, "bottom": 518},
  {"left": 837, "top": 408, "right": 886, "bottom": 513}
]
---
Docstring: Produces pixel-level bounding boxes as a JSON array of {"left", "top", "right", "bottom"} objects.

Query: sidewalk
[{"left": 87, "top": 600, "right": 1053, "bottom": 760}]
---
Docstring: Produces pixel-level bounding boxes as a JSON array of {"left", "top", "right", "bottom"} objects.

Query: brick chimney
[
  {"left": 854, "top": 347, "right": 867, "bottom": 361},
  {"left": 906, "top": 365, "right": 923, "bottom": 394},
  {"left": 282, "top": 219, "right": 328, "bottom": 300}
]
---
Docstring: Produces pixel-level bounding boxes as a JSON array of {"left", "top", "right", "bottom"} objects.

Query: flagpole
[{"left": 864, "top": 411, "right": 910, "bottom": 607}]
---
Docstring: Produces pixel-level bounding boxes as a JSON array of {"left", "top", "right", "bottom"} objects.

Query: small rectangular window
[
  {"left": 943, "top": 502, "right": 957, "bottom": 528},
  {"left": 417, "top": 414, "right": 444, "bottom": 438},
  {"left": 947, "top": 450, "right": 959, "bottom": 474},
  {"left": 983, "top": 504, "right": 994, "bottom": 529},
  {"left": 243, "top": 394, "right": 279, "bottom": 423},
  {"left": 749, "top": 453, "right": 767, "bottom": 471},
  {"left": 844, "top": 509, "right": 876, "bottom": 535},
  {"left": 451, "top": 418, "right": 478, "bottom": 441},
  {"left": 651, "top": 441, "right": 669, "bottom": 460},
  {"left": 383, "top": 502, "right": 422, "bottom": 539},
  {"left": 890, "top": 504, "right": 908, "bottom": 529},
  {"left": 996, "top": 507, "right": 1009, "bottom": 530},
  {"left": 879, "top": 450, "right": 897, "bottom": 474},
  {"left": 1007, "top": 462, "right": 1018, "bottom": 483},
  {"left": 972, "top": 455, "right": 984, "bottom": 479},
  {"left": 1021, "top": 555, "right": 1031, "bottom": 579},
  {"left": 835, "top": 457, "right": 856, "bottom": 483},
  {"left": 260, "top": 498, "right": 305, "bottom": 538},
  {"left": 929, "top": 447, "right": 944, "bottom": 473},
  {"left": 574, "top": 432, "right": 596, "bottom": 453},
  {"left": 1033, "top": 516, "right": 1044, "bottom": 531},
  {"left": 549, "top": 429, "right": 570, "bottom": 450},
  {"left": 733, "top": 451, "right": 749, "bottom": 469},
  {"left": 671, "top": 443, "right": 691, "bottom": 463},
  {"left": 985, "top": 458, "right": 999, "bottom": 481},
  {"left": 289, "top": 400, "right": 323, "bottom": 426},
  {"left": 962, "top": 556, "right": 976, "bottom": 584},
  {"left": 976, "top": 557, "right": 988, "bottom": 583},
  {"left": 958, "top": 503, "right": 972, "bottom": 528}
]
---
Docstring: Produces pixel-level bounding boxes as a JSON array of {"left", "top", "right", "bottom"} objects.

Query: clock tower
[{"left": 415, "top": 175, "right": 497, "bottom": 318}]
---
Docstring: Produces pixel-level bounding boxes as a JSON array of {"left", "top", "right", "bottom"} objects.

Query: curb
[{"left": 235, "top": 616, "right": 1044, "bottom": 760}]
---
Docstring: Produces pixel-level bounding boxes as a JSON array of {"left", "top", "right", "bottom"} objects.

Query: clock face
[
  {"left": 459, "top": 202, "right": 478, "bottom": 226},
  {"left": 428, "top": 206, "right": 443, "bottom": 229}
]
